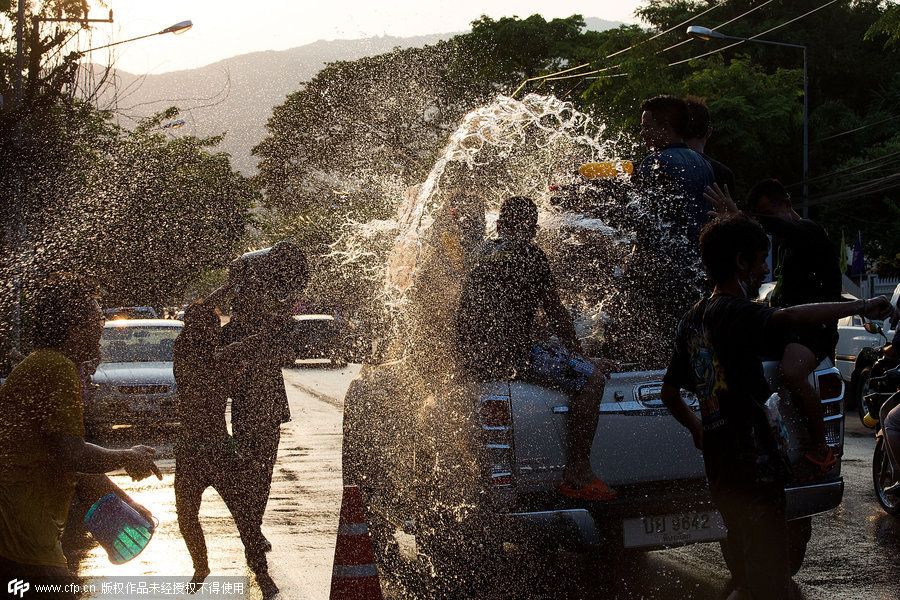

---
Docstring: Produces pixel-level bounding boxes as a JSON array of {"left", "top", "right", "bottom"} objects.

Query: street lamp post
[
  {"left": 77, "top": 21, "right": 193, "bottom": 55},
  {"left": 686, "top": 25, "right": 809, "bottom": 217}
]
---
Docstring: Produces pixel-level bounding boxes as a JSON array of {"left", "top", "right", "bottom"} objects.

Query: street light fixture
[
  {"left": 686, "top": 25, "right": 809, "bottom": 217},
  {"left": 79, "top": 20, "right": 193, "bottom": 54}
]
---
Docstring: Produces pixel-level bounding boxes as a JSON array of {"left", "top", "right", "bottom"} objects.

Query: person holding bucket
[
  {"left": 173, "top": 289, "right": 278, "bottom": 599},
  {"left": 0, "top": 274, "right": 160, "bottom": 595}
]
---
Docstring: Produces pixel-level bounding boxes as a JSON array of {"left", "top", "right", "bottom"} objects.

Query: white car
[
  {"left": 839, "top": 283, "right": 900, "bottom": 419},
  {"left": 103, "top": 306, "right": 159, "bottom": 320},
  {"left": 85, "top": 319, "right": 182, "bottom": 432}
]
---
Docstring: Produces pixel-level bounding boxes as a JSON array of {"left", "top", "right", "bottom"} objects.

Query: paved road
[
  {"left": 75, "top": 367, "right": 900, "bottom": 599},
  {"left": 75, "top": 364, "right": 357, "bottom": 600}
]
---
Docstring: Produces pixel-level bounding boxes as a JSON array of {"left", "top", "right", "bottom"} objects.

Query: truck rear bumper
[
  {"left": 502, "top": 508, "right": 602, "bottom": 551},
  {"left": 784, "top": 477, "right": 844, "bottom": 520},
  {"left": 500, "top": 476, "right": 843, "bottom": 552}
]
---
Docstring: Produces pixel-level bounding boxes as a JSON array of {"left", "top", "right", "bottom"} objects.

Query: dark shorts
[
  {"left": 710, "top": 483, "right": 791, "bottom": 600},
  {"left": 770, "top": 322, "right": 839, "bottom": 364},
  {"left": 518, "top": 345, "right": 595, "bottom": 394},
  {"left": 0, "top": 555, "right": 75, "bottom": 599}
]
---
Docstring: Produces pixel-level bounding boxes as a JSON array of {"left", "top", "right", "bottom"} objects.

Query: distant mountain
[
  {"left": 584, "top": 17, "right": 627, "bottom": 32},
  {"left": 96, "top": 19, "right": 623, "bottom": 175}
]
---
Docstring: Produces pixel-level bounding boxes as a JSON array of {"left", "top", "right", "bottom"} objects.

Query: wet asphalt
[
  {"left": 75, "top": 363, "right": 358, "bottom": 600},
  {"left": 75, "top": 366, "right": 900, "bottom": 599}
]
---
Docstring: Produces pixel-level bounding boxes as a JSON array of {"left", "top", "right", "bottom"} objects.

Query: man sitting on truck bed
[
  {"left": 660, "top": 213, "right": 898, "bottom": 599},
  {"left": 455, "top": 196, "right": 617, "bottom": 501}
]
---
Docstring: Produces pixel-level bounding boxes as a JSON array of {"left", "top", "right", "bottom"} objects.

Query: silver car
[{"left": 85, "top": 319, "right": 182, "bottom": 432}]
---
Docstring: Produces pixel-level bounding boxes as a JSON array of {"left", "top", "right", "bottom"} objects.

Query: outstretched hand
[
  {"left": 703, "top": 183, "right": 739, "bottom": 218},
  {"left": 863, "top": 296, "right": 899, "bottom": 323},
  {"left": 124, "top": 445, "right": 162, "bottom": 481}
]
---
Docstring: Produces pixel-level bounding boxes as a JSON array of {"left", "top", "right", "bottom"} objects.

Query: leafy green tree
[{"left": 3, "top": 97, "right": 253, "bottom": 310}]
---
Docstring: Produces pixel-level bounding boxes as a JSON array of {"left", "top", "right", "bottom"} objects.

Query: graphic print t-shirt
[{"left": 664, "top": 294, "right": 787, "bottom": 490}]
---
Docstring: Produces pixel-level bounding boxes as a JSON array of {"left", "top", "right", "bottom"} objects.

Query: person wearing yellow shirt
[{"left": 0, "top": 274, "right": 160, "bottom": 597}]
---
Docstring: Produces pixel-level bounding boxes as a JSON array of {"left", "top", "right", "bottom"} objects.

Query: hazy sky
[{"left": 77, "top": 1, "right": 645, "bottom": 74}]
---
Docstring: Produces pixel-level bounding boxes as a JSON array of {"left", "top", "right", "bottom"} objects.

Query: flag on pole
[
  {"left": 850, "top": 230, "right": 864, "bottom": 275},
  {"left": 839, "top": 230, "right": 848, "bottom": 274}
]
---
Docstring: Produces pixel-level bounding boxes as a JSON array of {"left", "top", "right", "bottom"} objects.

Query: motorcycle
[
  {"left": 851, "top": 322, "right": 899, "bottom": 427},
  {"left": 863, "top": 366, "right": 900, "bottom": 516}
]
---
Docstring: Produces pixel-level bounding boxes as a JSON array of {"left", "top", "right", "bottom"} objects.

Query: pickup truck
[{"left": 342, "top": 353, "right": 845, "bottom": 597}]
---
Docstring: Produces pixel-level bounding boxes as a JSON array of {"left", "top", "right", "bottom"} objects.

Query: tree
[{"left": 5, "top": 101, "right": 253, "bottom": 309}]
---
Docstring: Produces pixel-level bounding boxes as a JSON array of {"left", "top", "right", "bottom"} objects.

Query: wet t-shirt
[
  {"left": 664, "top": 294, "right": 788, "bottom": 491},
  {"left": 634, "top": 142, "right": 715, "bottom": 248},
  {"left": 455, "top": 238, "right": 556, "bottom": 381},
  {"left": 0, "top": 349, "right": 84, "bottom": 568},
  {"left": 757, "top": 216, "right": 842, "bottom": 307}
]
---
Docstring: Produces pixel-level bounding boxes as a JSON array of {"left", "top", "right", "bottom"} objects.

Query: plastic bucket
[{"left": 83, "top": 494, "right": 155, "bottom": 564}]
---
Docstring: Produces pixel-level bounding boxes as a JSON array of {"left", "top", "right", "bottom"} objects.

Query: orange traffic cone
[{"left": 329, "top": 485, "right": 384, "bottom": 600}]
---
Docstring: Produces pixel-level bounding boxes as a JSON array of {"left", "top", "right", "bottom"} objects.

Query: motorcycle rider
[{"left": 882, "top": 327, "right": 900, "bottom": 496}]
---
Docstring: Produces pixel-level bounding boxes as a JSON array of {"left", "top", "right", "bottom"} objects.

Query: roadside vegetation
[{"left": 2, "top": 1, "right": 900, "bottom": 333}]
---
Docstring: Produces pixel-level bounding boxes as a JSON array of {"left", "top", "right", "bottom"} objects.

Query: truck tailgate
[{"left": 508, "top": 371, "right": 705, "bottom": 494}]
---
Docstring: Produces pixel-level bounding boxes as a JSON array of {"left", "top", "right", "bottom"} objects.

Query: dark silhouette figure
[
  {"left": 173, "top": 296, "right": 278, "bottom": 598},
  {"left": 685, "top": 96, "right": 736, "bottom": 198},
  {"left": 456, "top": 196, "right": 617, "bottom": 499},
  {"left": 222, "top": 242, "right": 309, "bottom": 558},
  {"left": 606, "top": 95, "right": 715, "bottom": 368},
  {"left": 661, "top": 213, "right": 899, "bottom": 599},
  {"left": 0, "top": 274, "right": 159, "bottom": 597}
]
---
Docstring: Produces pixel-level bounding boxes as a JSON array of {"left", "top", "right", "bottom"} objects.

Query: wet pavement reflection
[{"left": 71, "top": 367, "right": 900, "bottom": 599}]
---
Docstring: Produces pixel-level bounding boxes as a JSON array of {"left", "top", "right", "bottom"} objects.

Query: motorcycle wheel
[
  {"left": 872, "top": 436, "right": 900, "bottom": 516},
  {"left": 857, "top": 368, "right": 874, "bottom": 427}
]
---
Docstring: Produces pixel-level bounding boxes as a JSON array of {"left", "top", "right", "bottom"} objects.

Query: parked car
[
  {"left": 103, "top": 306, "right": 159, "bottom": 320},
  {"left": 84, "top": 319, "right": 182, "bottom": 432},
  {"left": 292, "top": 314, "right": 348, "bottom": 367},
  {"left": 841, "top": 283, "right": 900, "bottom": 418}
]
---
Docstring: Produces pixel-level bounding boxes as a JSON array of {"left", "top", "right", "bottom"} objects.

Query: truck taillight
[
  {"left": 479, "top": 398, "right": 510, "bottom": 429},
  {"left": 491, "top": 473, "right": 512, "bottom": 486},
  {"left": 817, "top": 373, "right": 843, "bottom": 401}
]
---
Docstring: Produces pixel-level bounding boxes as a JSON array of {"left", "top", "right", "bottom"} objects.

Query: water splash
[{"left": 327, "top": 93, "right": 644, "bottom": 363}]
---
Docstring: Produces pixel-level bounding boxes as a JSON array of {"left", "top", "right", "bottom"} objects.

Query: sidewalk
[{"left": 286, "top": 363, "right": 361, "bottom": 406}]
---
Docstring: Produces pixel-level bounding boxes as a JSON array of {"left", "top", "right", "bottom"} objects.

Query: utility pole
[{"left": 9, "top": 9, "right": 114, "bottom": 347}]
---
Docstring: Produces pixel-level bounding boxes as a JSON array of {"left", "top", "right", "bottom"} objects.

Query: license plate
[
  {"left": 129, "top": 399, "right": 158, "bottom": 412},
  {"left": 622, "top": 511, "right": 726, "bottom": 548}
]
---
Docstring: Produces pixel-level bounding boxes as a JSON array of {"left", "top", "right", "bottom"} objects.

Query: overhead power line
[
  {"left": 658, "top": 0, "right": 777, "bottom": 54},
  {"left": 512, "top": 0, "right": 730, "bottom": 95},
  {"left": 545, "top": 0, "right": 824, "bottom": 86},
  {"left": 668, "top": 0, "right": 840, "bottom": 67},
  {"left": 799, "top": 150, "right": 900, "bottom": 186},
  {"left": 814, "top": 114, "right": 900, "bottom": 142},
  {"left": 807, "top": 172, "right": 900, "bottom": 206}
]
